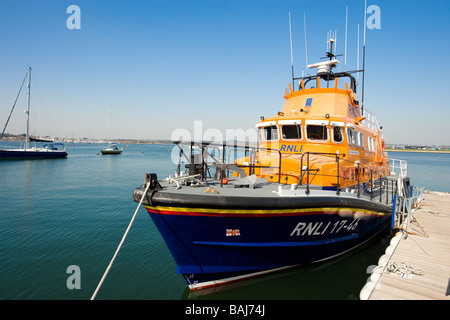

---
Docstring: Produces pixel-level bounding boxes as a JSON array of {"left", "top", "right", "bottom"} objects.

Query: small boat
[
  {"left": 100, "top": 106, "right": 122, "bottom": 155},
  {"left": 0, "top": 142, "right": 67, "bottom": 160},
  {"left": 100, "top": 143, "right": 122, "bottom": 155},
  {"left": 0, "top": 67, "right": 68, "bottom": 160},
  {"left": 132, "top": 30, "right": 411, "bottom": 291},
  {"left": 29, "top": 137, "right": 53, "bottom": 143}
]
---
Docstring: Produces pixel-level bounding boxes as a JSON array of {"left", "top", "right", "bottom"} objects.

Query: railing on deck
[
  {"left": 173, "top": 141, "right": 283, "bottom": 184},
  {"left": 390, "top": 158, "right": 407, "bottom": 178},
  {"left": 173, "top": 141, "right": 405, "bottom": 205},
  {"left": 362, "top": 108, "right": 380, "bottom": 132},
  {"left": 297, "top": 152, "right": 399, "bottom": 204},
  {"left": 228, "top": 145, "right": 282, "bottom": 183}
]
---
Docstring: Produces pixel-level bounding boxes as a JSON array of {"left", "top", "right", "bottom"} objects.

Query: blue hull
[
  {"left": 145, "top": 203, "right": 391, "bottom": 290},
  {"left": 0, "top": 149, "right": 67, "bottom": 160}
]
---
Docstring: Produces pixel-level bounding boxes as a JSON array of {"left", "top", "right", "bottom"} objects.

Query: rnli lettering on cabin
[{"left": 280, "top": 144, "right": 303, "bottom": 153}]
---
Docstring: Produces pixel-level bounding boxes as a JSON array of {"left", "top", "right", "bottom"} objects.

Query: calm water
[
  {"left": 0, "top": 143, "right": 448, "bottom": 300},
  {"left": 388, "top": 151, "right": 450, "bottom": 193}
]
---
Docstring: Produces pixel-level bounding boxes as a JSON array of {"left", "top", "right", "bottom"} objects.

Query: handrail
[
  {"left": 296, "top": 151, "right": 397, "bottom": 202},
  {"left": 389, "top": 158, "right": 407, "bottom": 178},
  {"left": 298, "top": 152, "right": 343, "bottom": 195},
  {"left": 173, "top": 141, "right": 404, "bottom": 204},
  {"left": 231, "top": 145, "right": 283, "bottom": 183},
  {"left": 173, "top": 141, "right": 283, "bottom": 184}
]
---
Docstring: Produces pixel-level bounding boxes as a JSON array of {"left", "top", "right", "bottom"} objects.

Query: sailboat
[
  {"left": 0, "top": 67, "right": 68, "bottom": 160},
  {"left": 100, "top": 106, "right": 122, "bottom": 155}
]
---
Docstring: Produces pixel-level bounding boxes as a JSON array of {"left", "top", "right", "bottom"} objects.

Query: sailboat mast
[
  {"left": 26, "top": 67, "right": 31, "bottom": 149},
  {"left": 108, "top": 105, "right": 112, "bottom": 143}
]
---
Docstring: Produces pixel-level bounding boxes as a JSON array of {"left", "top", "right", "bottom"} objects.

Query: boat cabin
[{"left": 237, "top": 65, "right": 390, "bottom": 189}]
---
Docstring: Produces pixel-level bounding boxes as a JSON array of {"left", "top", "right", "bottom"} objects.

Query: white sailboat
[{"left": 100, "top": 106, "right": 122, "bottom": 155}]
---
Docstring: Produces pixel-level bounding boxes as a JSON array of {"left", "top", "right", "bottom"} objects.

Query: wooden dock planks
[{"left": 368, "top": 191, "right": 450, "bottom": 300}]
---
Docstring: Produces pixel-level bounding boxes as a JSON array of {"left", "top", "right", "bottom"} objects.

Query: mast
[
  {"left": 304, "top": 13, "right": 308, "bottom": 75},
  {"left": 108, "top": 105, "right": 112, "bottom": 144},
  {"left": 26, "top": 67, "right": 31, "bottom": 149},
  {"left": 344, "top": 6, "right": 348, "bottom": 71},
  {"left": 362, "top": 0, "right": 367, "bottom": 115},
  {"left": 289, "top": 12, "right": 294, "bottom": 90}
]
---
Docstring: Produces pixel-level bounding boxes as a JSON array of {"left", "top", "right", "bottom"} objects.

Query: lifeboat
[{"left": 133, "top": 37, "right": 409, "bottom": 292}]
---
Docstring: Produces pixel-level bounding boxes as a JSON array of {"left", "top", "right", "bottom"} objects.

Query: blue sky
[{"left": 0, "top": 0, "right": 449, "bottom": 145}]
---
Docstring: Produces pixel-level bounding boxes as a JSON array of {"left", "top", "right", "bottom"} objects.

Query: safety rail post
[
  {"left": 336, "top": 154, "right": 340, "bottom": 196},
  {"left": 357, "top": 163, "right": 360, "bottom": 198},
  {"left": 275, "top": 147, "right": 281, "bottom": 182},
  {"left": 201, "top": 144, "right": 205, "bottom": 181},
  {"left": 298, "top": 154, "right": 305, "bottom": 188},
  {"left": 249, "top": 147, "right": 254, "bottom": 176},
  {"left": 306, "top": 152, "right": 310, "bottom": 195},
  {"left": 391, "top": 194, "right": 397, "bottom": 229},
  {"left": 379, "top": 175, "right": 383, "bottom": 202},
  {"left": 220, "top": 143, "right": 226, "bottom": 187},
  {"left": 370, "top": 170, "right": 373, "bottom": 200},
  {"left": 386, "top": 176, "right": 389, "bottom": 204}
]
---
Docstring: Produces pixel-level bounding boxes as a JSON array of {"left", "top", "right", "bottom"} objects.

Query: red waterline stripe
[{"left": 145, "top": 207, "right": 386, "bottom": 218}]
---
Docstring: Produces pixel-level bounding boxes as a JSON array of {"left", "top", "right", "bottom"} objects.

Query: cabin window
[
  {"left": 368, "top": 137, "right": 374, "bottom": 152},
  {"left": 262, "top": 125, "right": 278, "bottom": 141},
  {"left": 281, "top": 125, "right": 302, "bottom": 140},
  {"left": 306, "top": 125, "right": 328, "bottom": 141},
  {"left": 332, "top": 126, "right": 344, "bottom": 143},
  {"left": 347, "top": 128, "right": 354, "bottom": 146},
  {"left": 359, "top": 132, "right": 364, "bottom": 148},
  {"left": 353, "top": 130, "right": 359, "bottom": 147}
]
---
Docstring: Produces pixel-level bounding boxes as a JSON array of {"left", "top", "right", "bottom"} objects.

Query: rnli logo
[
  {"left": 280, "top": 144, "right": 303, "bottom": 153},
  {"left": 226, "top": 229, "right": 240, "bottom": 237}
]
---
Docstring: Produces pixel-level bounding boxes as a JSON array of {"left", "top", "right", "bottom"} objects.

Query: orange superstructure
[{"left": 236, "top": 60, "right": 390, "bottom": 191}]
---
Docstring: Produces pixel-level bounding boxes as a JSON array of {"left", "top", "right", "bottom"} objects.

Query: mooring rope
[
  {"left": 90, "top": 182, "right": 150, "bottom": 300},
  {"left": 385, "top": 261, "right": 424, "bottom": 276}
]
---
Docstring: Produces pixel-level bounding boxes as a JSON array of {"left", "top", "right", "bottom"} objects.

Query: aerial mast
[
  {"left": 304, "top": 13, "right": 309, "bottom": 75},
  {"left": 344, "top": 6, "right": 348, "bottom": 71},
  {"left": 289, "top": 12, "right": 295, "bottom": 90},
  {"left": 362, "top": 0, "right": 367, "bottom": 115}
]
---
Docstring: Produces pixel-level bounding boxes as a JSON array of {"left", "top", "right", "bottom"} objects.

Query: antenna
[
  {"left": 304, "top": 12, "right": 308, "bottom": 75},
  {"left": 326, "top": 30, "right": 337, "bottom": 59},
  {"left": 357, "top": 24, "right": 360, "bottom": 81},
  {"left": 289, "top": 12, "right": 295, "bottom": 90},
  {"left": 335, "top": 30, "right": 338, "bottom": 56},
  {"left": 362, "top": 0, "right": 367, "bottom": 114},
  {"left": 344, "top": 6, "right": 348, "bottom": 71}
]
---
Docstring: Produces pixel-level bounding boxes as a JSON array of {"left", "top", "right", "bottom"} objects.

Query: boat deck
[
  {"left": 134, "top": 174, "right": 394, "bottom": 210},
  {"left": 367, "top": 191, "right": 450, "bottom": 300}
]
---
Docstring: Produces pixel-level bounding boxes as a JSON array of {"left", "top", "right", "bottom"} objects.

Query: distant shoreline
[
  {"left": 386, "top": 148, "right": 450, "bottom": 154},
  {"left": 3, "top": 135, "right": 449, "bottom": 153}
]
